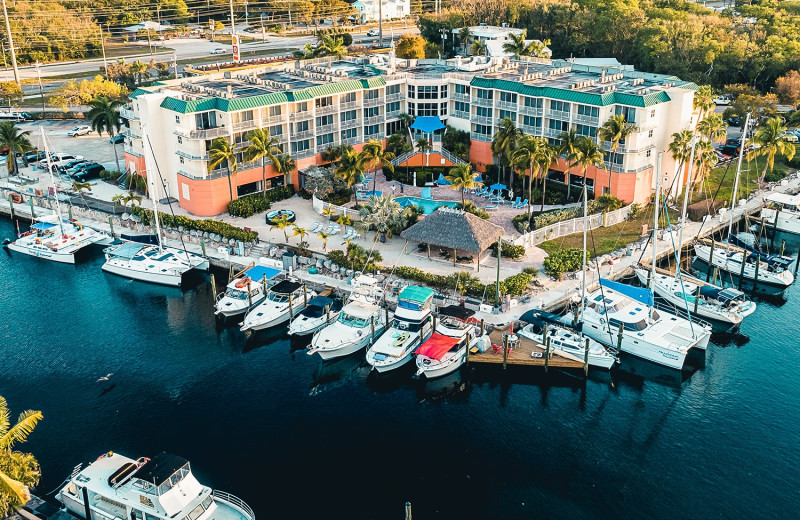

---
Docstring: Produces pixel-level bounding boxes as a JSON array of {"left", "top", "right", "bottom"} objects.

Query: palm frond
[
  {"left": 0, "top": 410, "right": 42, "bottom": 449},
  {"left": 0, "top": 471, "right": 31, "bottom": 503}
]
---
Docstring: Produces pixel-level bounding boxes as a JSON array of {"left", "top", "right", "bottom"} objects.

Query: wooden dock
[{"left": 468, "top": 327, "right": 584, "bottom": 369}]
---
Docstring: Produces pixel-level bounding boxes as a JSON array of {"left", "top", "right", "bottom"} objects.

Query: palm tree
[
  {"left": 273, "top": 153, "right": 296, "bottom": 187},
  {"left": 129, "top": 60, "right": 149, "bottom": 85},
  {"left": 398, "top": 113, "right": 414, "bottom": 140},
  {"left": 315, "top": 34, "right": 347, "bottom": 59},
  {"left": 415, "top": 137, "right": 431, "bottom": 152},
  {"left": 270, "top": 213, "right": 293, "bottom": 242},
  {"left": 335, "top": 147, "right": 367, "bottom": 202},
  {"left": 292, "top": 224, "right": 308, "bottom": 244},
  {"left": 361, "top": 139, "right": 395, "bottom": 186},
  {"left": 294, "top": 42, "right": 317, "bottom": 59},
  {"left": 502, "top": 30, "right": 528, "bottom": 58},
  {"left": 444, "top": 163, "right": 480, "bottom": 205},
  {"left": 458, "top": 26, "right": 472, "bottom": 55},
  {"left": 697, "top": 113, "right": 727, "bottom": 144},
  {"left": 243, "top": 128, "right": 281, "bottom": 194},
  {"left": 0, "top": 122, "right": 32, "bottom": 176},
  {"left": 492, "top": 117, "right": 522, "bottom": 186},
  {"left": 87, "top": 96, "right": 124, "bottom": 173},
  {"left": 71, "top": 181, "right": 92, "bottom": 195},
  {"left": 111, "top": 190, "right": 142, "bottom": 212},
  {"left": 747, "top": 116, "right": 797, "bottom": 182},
  {"left": 511, "top": 134, "right": 545, "bottom": 207},
  {"left": 598, "top": 113, "right": 638, "bottom": 196},
  {"left": 0, "top": 396, "right": 43, "bottom": 518},
  {"left": 692, "top": 139, "right": 718, "bottom": 196},
  {"left": 558, "top": 128, "right": 580, "bottom": 199},
  {"left": 359, "top": 194, "right": 404, "bottom": 240},
  {"left": 207, "top": 137, "right": 238, "bottom": 203},
  {"left": 321, "top": 143, "right": 351, "bottom": 165},
  {"left": 533, "top": 141, "right": 559, "bottom": 211},
  {"left": 469, "top": 40, "right": 487, "bottom": 56},
  {"left": 570, "top": 136, "right": 605, "bottom": 198},
  {"left": 318, "top": 231, "right": 331, "bottom": 251},
  {"left": 694, "top": 85, "right": 715, "bottom": 121},
  {"left": 668, "top": 129, "right": 694, "bottom": 197}
]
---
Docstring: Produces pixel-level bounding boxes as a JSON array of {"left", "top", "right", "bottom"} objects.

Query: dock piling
[
  {"left": 419, "top": 327, "right": 424, "bottom": 347},
  {"left": 371, "top": 315, "right": 375, "bottom": 342},
  {"left": 584, "top": 338, "right": 590, "bottom": 377},
  {"left": 247, "top": 282, "right": 252, "bottom": 308},
  {"left": 502, "top": 334, "right": 508, "bottom": 370},
  {"left": 288, "top": 293, "right": 294, "bottom": 318},
  {"left": 7, "top": 194, "right": 14, "bottom": 220},
  {"left": 738, "top": 255, "right": 747, "bottom": 289},
  {"left": 616, "top": 323, "right": 624, "bottom": 352},
  {"left": 68, "top": 205, "right": 73, "bottom": 221},
  {"left": 465, "top": 332, "right": 471, "bottom": 367},
  {"left": 544, "top": 336, "right": 551, "bottom": 373},
  {"left": 28, "top": 197, "right": 34, "bottom": 218},
  {"left": 480, "top": 318, "right": 484, "bottom": 337},
  {"left": 384, "top": 307, "right": 389, "bottom": 327},
  {"left": 752, "top": 256, "right": 760, "bottom": 293},
  {"left": 712, "top": 267, "right": 719, "bottom": 286},
  {"left": 108, "top": 216, "right": 114, "bottom": 237},
  {"left": 780, "top": 239, "right": 786, "bottom": 257},
  {"left": 405, "top": 502, "right": 412, "bottom": 520},
  {"left": 705, "top": 241, "right": 715, "bottom": 282},
  {"left": 228, "top": 265, "right": 234, "bottom": 283},
  {"left": 201, "top": 238, "right": 206, "bottom": 257},
  {"left": 303, "top": 285, "right": 307, "bottom": 306},
  {"left": 210, "top": 273, "right": 217, "bottom": 297},
  {"left": 771, "top": 206, "right": 780, "bottom": 249}
]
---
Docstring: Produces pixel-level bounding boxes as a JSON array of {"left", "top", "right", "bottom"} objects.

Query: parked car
[
  {"left": 65, "top": 160, "right": 94, "bottom": 176},
  {"left": 72, "top": 163, "right": 104, "bottom": 182},
  {"left": 109, "top": 134, "right": 125, "bottom": 144},
  {"left": 67, "top": 125, "right": 92, "bottom": 137},
  {"left": 22, "top": 150, "right": 45, "bottom": 162},
  {"left": 210, "top": 48, "right": 226, "bottom": 55},
  {"left": 714, "top": 95, "right": 732, "bottom": 105},
  {"left": 60, "top": 159, "right": 90, "bottom": 173},
  {"left": 367, "top": 28, "right": 379, "bottom": 36},
  {"left": 726, "top": 116, "right": 741, "bottom": 127},
  {"left": 41, "top": 153, "right": 84, "bottom": 170}
]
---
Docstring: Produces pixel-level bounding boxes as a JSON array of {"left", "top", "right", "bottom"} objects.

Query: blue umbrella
[{"left": 489, "top": 183, "right": 507, "bottom": 191}]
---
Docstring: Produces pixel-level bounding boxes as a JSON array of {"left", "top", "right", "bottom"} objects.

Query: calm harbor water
[{"left": 1, "top": 217, "right": 799, "bottom": 520}]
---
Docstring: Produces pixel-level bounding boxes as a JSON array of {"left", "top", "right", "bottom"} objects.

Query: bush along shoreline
[{"left": 129, "top": 205, "right": 259, "bottom": 243}]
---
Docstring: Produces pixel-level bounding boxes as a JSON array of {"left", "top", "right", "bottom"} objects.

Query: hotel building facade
[{"left": 122, "top": 54, "right": 699, "bottom": 216}]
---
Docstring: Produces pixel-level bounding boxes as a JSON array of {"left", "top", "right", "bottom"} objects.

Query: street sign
[{"left": 232, "top": 33, "right": 240, "bottom": 62}]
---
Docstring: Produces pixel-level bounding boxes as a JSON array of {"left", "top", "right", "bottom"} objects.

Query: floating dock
[{"left": 468, "top": 327, "right": 584, "bottom": 369}]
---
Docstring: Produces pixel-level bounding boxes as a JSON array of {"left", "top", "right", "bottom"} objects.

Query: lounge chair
[
  {"left": 511, "top": 197, "right": 521, "bottom": 207},
  {"left": 330, "top": 224, "right": 341, "bottom": 236},
  {"left": 485, "top": 202, "right": 499, "bottom": 210},
  {"left": 474, "top": 187, "right": 489, "bottom": 197},
  {"left": 516, "top": 199, "right": 529, "bottom": 209},
  {"left": 482, "top": 189, "right": 495, "bottom": 199},
  {"left": 310, "top": 222, "right": 322, "bottom": 233}
]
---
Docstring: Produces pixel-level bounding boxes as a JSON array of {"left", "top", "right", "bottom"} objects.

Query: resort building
[
  {"left": 122, "top": 53, "right": 699, "bottom": 216},
  {"left": 352, "top": 0, "right": 410, "bottom": 22},
  {"left": 450, "top": 25, "right": 553, "bottom": 58}
]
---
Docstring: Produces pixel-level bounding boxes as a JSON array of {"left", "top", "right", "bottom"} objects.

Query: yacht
[
  {"left": 415, "top": 306, "right": 487, "bottom": 379},
  {"left": 760, "top": 192, "right": 800, "bottom": 235},
  {"left": 519, "top": 309, "right": 617, "bottom": 369},
  {"left": 240, "top": 279, "right": 315, "bottom": 332},
  {"left": 8, "top": 214, "right": 111, "bottom": 263},
  {"left": 575, "top": 279, "right": 712, "bottom": 370},
  {"left": 634, "top": 268, "right": 756, "bottom": 330},
  {"left": 366, "top": 286, "right": 435, "bottom": 373},
  {"left": 308, "top": 299, "right": 387, "bottom": 359},
  {"left": 57, "top": 452, "right": 254, "bottom": 520},
  {"left": 215, "top": 265, "right": 282, "bottom": 317},
  {"left": 288, "top": 295, "right": 343, "bottom": 336},
  {"left": 693, "top": 241, "right": 794, "bottom": 290},
  {"left": 102, "top": 242, "right": 209, "bottom": 287}
]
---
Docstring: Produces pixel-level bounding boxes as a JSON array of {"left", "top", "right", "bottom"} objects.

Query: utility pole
[
  {"left": 287, "top": 0, "right": 292, "bottom": 28},
  {"left": 1, "top": 0, "right": 20, "bottom": 86},
  {"left": 245, "top": 0, "right": 249, "bottom": 29},
  {"left": 172, "top": 53, "right": 178, "bottom": 79},
  {"left": 229, "top": 0, "right": 236, "bottom": 35},
  {"left": 100, "top": 25, "right": 108, "bottom": 77},
  {"left": 147, "top": 29, "right": 153, "bottom": 54},
  {"left": 35, "top": 61, "right": 44, "bottom": 114},
  {"left": 157, "top": 5, "right": 161, "bottom": 25},
  {"left": 378, "top": 0, "right": 383, "bottom": 46}
]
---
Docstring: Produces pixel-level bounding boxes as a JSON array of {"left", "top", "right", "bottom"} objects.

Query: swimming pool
[{"left": 396, "top": 196, "right": 460, "bottom": 215}]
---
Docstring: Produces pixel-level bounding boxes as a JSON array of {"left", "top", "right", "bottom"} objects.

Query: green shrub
[
  {"left": 522, "top": 266, "right": 539, "bottom": 277},
  {"left": 492, "top": 241, "right": 526, "bottom": 259},
  {"left": 326, "top": 243, "right": 383, "bottom": 273},
  {"left": 500, "top": 272, "right": 533, "bottom": 297},
  {"left": 130, "top": 206, "right": 258, "bottom": 242},
  {"left": 457, "top": 201, "right": 490, "bottom": 220},
  {"left": 543, "top": 249, "right": 583, "bottom": 280},
  {"left": 226, "top": 185, "right": 294, "bottom": 217},
  {"left": 764, "top": 165, "right": 788, "bottom": 183},
  {"left": 596, "top": 194, "right": 623, "bottom": 211}
]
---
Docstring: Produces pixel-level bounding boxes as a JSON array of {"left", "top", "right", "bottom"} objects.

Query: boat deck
[{"left": 468, "top": 328, "right": 584, "bottom": 368}]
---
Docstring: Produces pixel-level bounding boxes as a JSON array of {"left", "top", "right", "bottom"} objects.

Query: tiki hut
[{"left": 400, "top": 208, "right": 505, "bottom": 271}]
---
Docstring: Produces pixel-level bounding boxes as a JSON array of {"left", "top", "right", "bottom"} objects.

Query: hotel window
[
  {"left": 577, "top": 105, "right": 599, "bottom": 118},
  {"left": 316, "top": 133, "right": 334, "bottom": 147},
  {"left": 417, "top": 103, "right": 438, "bottom": 117},
  {"left": 387, "top": 101, "right": 400, "bottom": 113},
  {"left": 231, "top": 110, "right": 253, "bottom": 123},
  {"left": 175, "top": 115, "right": 180, "bottom": 124},
  {"left": 440, "top": 102, "right": 447, "bottom": 115},
  {"left": 576, "top": 124, "right": 597, "bottom": 138},
  {"left": 269, "top": 125, "right": 282, "bottom": 136},
  {"left": 498, "top": 110, "right": 516, "bottom": 121},
  {"left": 291, "top": 140, "right": 310, "bottom": 153},
  {"left": 315, "top": 96, "right": 333, "bottom": 108},
  {"left": 646, "top": 149, "right": 652, "bottom": 157},
  {"left": 417, "top": 85, "right": 438, "bottom": 99},
  {"left": 615, "top": 105, "right": 636, "bottom": 123},
  {"left": 177, "top": 136, "right": 183, "bottom": 144},
  {"left": 386, "top": 121, "right": 402, "bottom": 134},
  {"left": 295, "top": 120, "right": 310, "bottom": 133},
  {"left": 365, "top": 89, "right": 380, "bottom": 100},
  {"left": 473, "top": 124, "right": 491, "bottom": 135},
  {"left": 269, "top": 106, "right": 282, "bottom": 117},
  {"left": 454, "top": 101, "right": 469, "bottom": 113},
  {"left": 341, "top": 92, "right": 356, "bottom": 104},
  {"left": 365, "top": 124, "right": 380, "bottom": 136},
  {"left": 316, "top": 115, "right": 334, "bottom": 127},
  {"left": 650, "top": 109, "right": 656, "bottom": 118},
  {"left": 408, "top": 103, "right": 415, "bottom": 116},
  {"left": 179, "top": 156, "right": 184, "bottom": 164},
  {"left": 475, "top": 88, "right": 493, "bottom": 100},
  {"left": 364, "top": 107, "right": 380, "bottom": 118},
  {"left": 499, "top": 91, "right": 517, "bottom": 104},
  {"left": 476, "top": 106, "right": 492, "bottom": 118},
  {"left": 341, "top": 110, "right": 357, "bottom": 122},
  {"left": 341, "top": 128, "right": 358, "bottom": 140},
  {"left": 440, "top": 85, "right": 448, "bottom": 97},
  {"left": 548, "top": 119, "right": 569, "bottom": 131},
  {"left": 454, "top": 84, "right": 469, "bottom": 95},
  {"left": 648, "top": 129, "right": 654, "bottom": 138},
  {"left": 387, "top": 84, "right": 401, "bottom": 95},
  {"left": 296, "top": 102, "right": 308, "bottom": 113},
  {"left": 523, "top": 97, "right": 543, "bottom": 108},
  {"left": 550, "top": 100, "right": 570, "bottom": 113},
  {"left": 522, "top": 116, "right": 541, "bottom": 128},
  {"left": 407, "top": 85, "right": 415, "bottom": 98}
]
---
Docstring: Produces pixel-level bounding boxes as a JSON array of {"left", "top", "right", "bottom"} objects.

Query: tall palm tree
[
  {"left": 359, "top": 194, "right": 404, "bottom": 240},
  {"left": 511, "top": 134, "right": 546, "bottom": 208},
  {"left": 694, "top": 85, "right": 715, "bottom": 121},
  {"left": 469, "top": 40, "right": 486, "bottom": 56},
  {"left": 598, "top": 113, "right": 638, "bottom": 196},
  {"left": 0, "top": 122, "right": 32, "bottom": 175},
  {"left": 335, "top": 147, "right": 367, "bottom": 202},
  {"left": 492, "top": 117, "right": 522, "bottom": 186},
  {"left": 273, "top": 153, "right": 296, "bottom": 187},
  {"left": 321, "top": 143, "right": 351, "bottom": 165},
  {"left": 316, "top": 34, "right": 347, "bottom": 59},
  {"left": 270, "top": 213, "right": 293, "bottom": 242},
  {"left": 502, "top": 30, "right": 528, "bottom": 58},
  {"left": 415, "top": 137, "right": 431, "bottom": 152},
  {"left": 207, "top": 137, "right": 238, "bottom": 203},
  {"left": 129, "top": 60, "right": 149, "bottom": 85},
  {"left": 533, "top": 141, "right": 559, "bottom": 211},
  {"left": 558, "top": 128, "right": 580, "bottom": 199},
  {"left": 444, "top": 163, "right": 480, "bottom": 205},
  {"left": 294, "top": 42, "right": 317, "bottom": 59},
  {"left": 243, "top": 128, "right": 281, "bottom": 193},
  {"left": 361, "top": 139, "right": 395, "bottom": 186},
  {"left": 0, "top": 396, "right": 43, "bottom": 518},
  {"left": 458, "top": 26, "right": 472, "bottom": 55},
  {"left": 398, "top": 113, "right": 414, "bottom": 138},
  {"left": 570, "top": 136, "right": 605, "bottom": 198},
  {"left": 111, "top": 190, "right": 142, "bottom": 212},
  {"left": 747, "top": 116, "right": 797, "bottom": 182},
  {"left": 318, "top": 230, "right": 331, "bottom": 251},
  {"left": 692, "top": 139, "right": 718, "bottom": 196},
  {"left": 668, "top": 129, "right": 694, "bottom": 197},
  {"left": 697, "top": 113, "right": 727, "bottom": 143},
  {"left": 87, "top": 96, "right": 124, "bottom": 173},
  {"left": 292, "top": 224, "right": 308, "bottom": 244}
]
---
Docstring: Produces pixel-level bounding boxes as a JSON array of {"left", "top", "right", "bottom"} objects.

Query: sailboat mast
[
  {"left": 726, "top": 113, "right": 750, "bottom": 249},
  {"left": 142, "top": 125, "right": 163, "bottom": 253},
  {"left": 40, "top": 126, "right": 65, "bottom": 235},
  {"left": 675, "top": 134, "right": 697, "bottom": 269},
  {"left": 580, "top": 183, "right": 587, "bottom": 320},
  {"left": 650, "top": 153, "right": 662, "bottom": 319}
]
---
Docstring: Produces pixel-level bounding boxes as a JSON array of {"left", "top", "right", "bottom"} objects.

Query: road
[{"left": 9, "top": 25, "right": 419, "bottom": 82}]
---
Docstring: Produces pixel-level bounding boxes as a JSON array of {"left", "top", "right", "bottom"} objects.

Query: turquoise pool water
[{"left": 396, "top": 196, "right": 460, "bottom": 214}]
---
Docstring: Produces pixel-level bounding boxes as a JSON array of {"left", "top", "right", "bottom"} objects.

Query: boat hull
[
  {"left": 102, "top": 261, "right": 183, "bottom": 287},
  {"left": 582, "top": 326, "right": 688, "bottom": 370},
  {"left": 7, "top": 242, "right": 76, "bottom": 263},
  {"left": 693, "top": 244, "right": 793, "bottom": 289},
  {"left": 416, "top": 351, "right": 466, "bottom": 379},
  {"left": 215, "top": 295, "right": 266, "bottom": 317},
  {"left": 317, "top": 332, "right": 379, "bottom": 359},
  {"left": 761, "top": 207, "right": 800, "bottom": 236}
]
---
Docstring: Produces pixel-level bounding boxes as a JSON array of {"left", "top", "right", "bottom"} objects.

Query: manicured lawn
[
  {"left": 539, "top": 205, "right": 679, "bottom": 258},
  {"left": 692, "top": 158, "right": 789, "bottom": 206}
]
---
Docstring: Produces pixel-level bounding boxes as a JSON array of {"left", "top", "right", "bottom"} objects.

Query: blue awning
[
  {"left": 410, "top": 116, "right": 445, "bottom": 133},
  {"left": 108, "top": 242, "right": 146, "bottom": 259},
  {"left": 436, "top": 173, "right": 451, "bottom": 185},
  {"left": 245, "top": 265, "right": 281, "bottom": 280},
  {"left": 600, "top": 278, "right": 654, "bottom": 307},
  {"left": 31, "top": 222, "right": 56, "bottom": 231},
  {"left": 489, "top": 183, "right": 507, "bottom": 191}
]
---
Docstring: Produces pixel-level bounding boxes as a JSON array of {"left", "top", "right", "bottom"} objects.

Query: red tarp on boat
[{"left": 415, "top": 332, "right": 461, "bottom": 360}]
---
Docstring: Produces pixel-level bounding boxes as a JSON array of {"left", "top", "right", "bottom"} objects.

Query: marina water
[{"left": 1, "top": 217, "right": 798, "bottom": 519}]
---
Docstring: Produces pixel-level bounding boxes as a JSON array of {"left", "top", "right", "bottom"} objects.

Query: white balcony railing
[
  {"left": 470, "top": 132, "right": 491, "bottom": 142},
  {"left": 520, "top": 106, "right": 543, "bottom": 116},
  {"left": 176, "top": 150, "right": 209, "bottom": 161},
  {"left": 472, "top": 97, "right": 493, "bottom": 107},
  {"left": 496, "top": 100, "right": 519, "bottom": 111},
  {"left": 546, "top": 109, "right": 571, "bottom": 121},
  {"left": 340, "top": 119, "right": 361, "bottom": 130},
  {"left": 386, "top": 93, "right": 403, "bottom": 102},
  {"left": 316, "top": 124, "right": 337, "bottom": 135},
  {"left": 451, "top": 110, "right": 470, "bottom": 120},
  {"left": 120, "top": 107, "right": 137, "bottom": 120}
]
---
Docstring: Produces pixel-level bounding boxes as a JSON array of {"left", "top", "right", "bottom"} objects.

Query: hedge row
[
  {"left": 130, "top": 206, "right": 259, "bottom": 243},
  {"left": 227, "top": 186, "right": 294, "bottom": 218},
  {"left": 543, "top": 249, "right": 583, "bottom": 280},
  {"left": 392, "top": 266, "right": 533, "bottom": 303}
]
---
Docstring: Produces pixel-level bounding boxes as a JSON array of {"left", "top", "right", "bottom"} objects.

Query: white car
[
  {"left": 713, "top": 95, "right": 732, "bottom": 105},
  {"left": 367, "top": 28, "right": 379, "bottom": 36},
  {"left": 40, "top": 153, "right": 85, "bottom": 170},
  {"left": 781, "top": 132, "right": 799, "bottom": 143},
  {"left": 210, "top": 48, "right": 226, "bottom": 55},
  {"left": 67, "top": 125, "right": 92, "bottom": 137}
]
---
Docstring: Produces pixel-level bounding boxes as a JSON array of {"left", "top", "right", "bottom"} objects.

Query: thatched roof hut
[{"left": 401, "top": 208, "right": 504, "bottom": 270}]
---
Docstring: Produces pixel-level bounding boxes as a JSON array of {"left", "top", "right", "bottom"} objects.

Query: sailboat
[
  {"left": 634, "top": 133, "right": 757, "bottom": 330},
  {"left": 7, "top": 127, "right": 111, "bottom": 263},
  {"left": 576, "top": 154, "right": 711, "bottom": 370},
  {"left": 101, "top": 126, "right": 209, "bottom": 286},
  {"left": 693, "top": 113, "right": 795, "bottom": 291}
]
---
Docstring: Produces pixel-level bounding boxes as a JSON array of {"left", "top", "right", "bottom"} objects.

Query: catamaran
[
  {"left": 102, "top": 127, "right": 209, "bottom": 286},
  {"left": 288, "top": 295, "right": 344, "bottom": 336},
  {"left": 415, "top": 305, "right": 487, "bottom": 379},
  {"left": 57, "top": 452, "right": 255, "bottom": 520},
  {"left": 366, "top": 285, "right": 435, "bottom": 372},
  {"left": 519, "top": 309, "right": 617, "bottom": 369},
  {"left": 240, "top": 279, "right": 315, "bottom": 332},
  {"left": 7, "top": 127, "right": 111, "bottom": 263},
  {"left": 215, "top": 265, "right": 283, "bottom": 317},
  {"left": 760, "top": 192, "right": 800, "bottom": 236}
]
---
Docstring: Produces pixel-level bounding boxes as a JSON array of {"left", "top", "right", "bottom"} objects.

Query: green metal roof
[
  {"left": 469, "top": 77, "right": 675, "bottom": 108},
  {"left": 399, "top": 286, "right": 435, "bottom": 304},
  {"left": 129, "top": 88, "right": 152, "bottom": 100},
  {"left": 159, "top": 77, "right": 386, "bottom": 114}
]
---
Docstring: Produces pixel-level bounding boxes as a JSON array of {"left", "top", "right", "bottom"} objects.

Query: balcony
[
  {"left": 473, "top": 97, "right": 493, "bottom": 107},
  {"left": 123, "top": 144, "right": 143, "bottom": 157},
  {"left": 364, "top": 131, "right": 382, "bottom": 140},
  {"left": 574, "top": 113, "right": 599, "bottom": 126},
  {"left": 364, "top": 115, "right": 384, "bottom": 126},
  {"left": 178, "top": 168, "right": 228, "bottom": 181},
  {"left": 470, "top": 132, "right": 491, "bottom": 142},
  {"left": 385, "top": 110, "right": 401, "bottom": 119},
  {"left": 521, "top": 125, "right": 542, "bottom": 136},
  {"left": 176, "top": 150, "right": 209, "bottom": 161},
  {"left": 546, "top": 109, "right": 571, "bottom": 121},
  {"left": 122, "top": 128, "right": 141, "bottom": 139},
  {"left": 543, "top": 127, "right": 565, "bottom": 138},
  {"left": 290, "top": 130, "right": 314, "bottom": 140},
  {"left": 341, "top": 136, "right": 361, "bottom": 145},
  {"left": 471, "top": 115, "right": 494, "bottom": 126},
  {"left": 290, "top": 111, "right": 313, "bottom": 121},
  {"left": 120, "top": 107, "right": 137, "bottom": 120},
  {"left": 496, "top": 100, "right": 519, "bottom": 111},
  {"left": 363, "top": 96, "right": 385, "bottom": 107},
  {"left": 340, "top": 119, "right": 361, "bottom": 130},
  {"left": 340, "top": 101, "right": 359, "bottom": 111},
  {"left": 175, "top": 126, "right": 231, "bottom": 140},
  {"left": 451, "top": 110, "right": 470, "bottom": 120},
  {"left": 386, "top": 93, "right": 403, "bottom": 102},
  {"left": 316, "top": 124, "right": 337, "bottom": 135},
  {"left": 315, "top": 104, "right": 337, "bottom": 115},
  {"left": 452, "top": 92, "right": 470, "bottom": 102},
  {"left": 231, "top": 119, "right": 258, "bottom": 133},
  {"left": 292, "top": 148, "right": 315, "bottom": 159},
  {"left": 520, "top": 106, "right": 543, "bottom": 116}
]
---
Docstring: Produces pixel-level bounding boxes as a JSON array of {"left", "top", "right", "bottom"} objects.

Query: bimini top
[
  {"left": 409, "top": 116, "right": 445, "bottom": 133},
  {"left": 399, "top": 286, "right": 435, "bottom": 306},
  {"left": 108, "top": 242, "right": 146, "bottom": 259},
  {"left": 244, "top": 265, "right": 281, "bottom": 281},
  {"left": 31, "top": 221, "right": 57, "bottom": 231},
  {"left": 438, "top": 305, "right": 475, "bottom": 321},
  {"left": 134, "top": 452, "right": 189, "bottom": 486},
  {"left": 270, "top": 280, "right": 303, "bottom": 294},
  {"left": 599, "top": 278, "right": 654, "bottom": 307},
  {"left": 416, "top": 332, "right": 461, "bottom": 360},
  {"left": 765, "top": 192, "right": 800, "bottom": 207},
  {"left": 307, "top": 295, "right": 334, "bottom": 308}
]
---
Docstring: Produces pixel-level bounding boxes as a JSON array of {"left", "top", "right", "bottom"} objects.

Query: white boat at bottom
[
  {"left": 634, "top": 268, "right": 755, "bottom": 329},
  {"left": 288, "top": 295, "right": 344, "bottom": 336},
  {"left": 8, "top": 214, "right": 111, "bottom": 264},
  {"left": 102, "top": 242, "right": 209, "bottom": 287},
  {"left": 693, "top": 242, "right": 794, "bottom": 289},
  {"left": 518, "top": 309, "right": 617, "bottom": 369},
  {"left": 415, "top": 306, "right": 487, "bottom": 379},
  {"left": 241, "top": 279, "right": 315, "bottom": 331},
  {"left": 309, "top": 300, "right": 388, "bottom": 359},
  {"left": 760, "top": 192, "right": 800, "bottom": 235},
  {"left": 58, "top": 452, "right": 254, "bottom": 520}
]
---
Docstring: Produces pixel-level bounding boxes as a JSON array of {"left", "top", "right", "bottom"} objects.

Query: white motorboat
[
  {"left": 519, "top": 309, "right": 617, "bottom": 369},
  {"left": 308, "top": 300, "right": 387, "bottom": 359},
  {"left": 415, "top": 306, "right": 488, "bottom": 379},
  {"left": 57, "top": 452, "right": 254, "bottom": 520},
  {"left": 760, "top": 192, "right": 800, "bottom": 236},
  {"left": 577, "top": 279, "right": 711, "bottom": 370},
  {"left": 240, "top": 279, "right": 315, "bottom": 331},
  {"left": 215, "top": 265, "right": 283, "bottom": 317},
  {"left": 8, "top": 214, "right": 111, "bottom": 263},
  {"left": 693, "top": 242, "right": 794, "bottom": 290},
  {"left": 288, "top": 295, "right": 344, "bottom": 336},
  {"left": 366, "top": 286, "right": 435, "bottom": 372},
  {"left": 634, "top": 268, "right": 756, "bottom": 329},
  {"left": 102, "top": 242, "right": 209, "bottom": 287}
]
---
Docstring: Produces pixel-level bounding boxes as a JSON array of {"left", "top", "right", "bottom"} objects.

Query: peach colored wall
[
  {"left": 548, "top": 157, "right": 653, "bottom": 205},
  {"left": 124, "top": 153, "right": 146, "bottom": 177},
  {"left": 469, "top": 141, "right": 493, "bottom": 172},
  {"left": 397, "top": 152, "right": 456, "bottom": 168}
]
